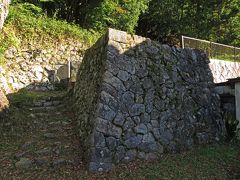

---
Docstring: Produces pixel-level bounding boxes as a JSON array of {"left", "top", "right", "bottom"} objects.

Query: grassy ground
[
  {"left": 109, "top": 143, "right": 240, "bottom": 179},
  {"left": 0, "top": 91, "right": 240, "bottom": 179},
  {"left": 7, "top": 89, "right": 67, "bottom": 107},
  {"left": 1, "top": 134, "right": 239, "bottom": 179}
]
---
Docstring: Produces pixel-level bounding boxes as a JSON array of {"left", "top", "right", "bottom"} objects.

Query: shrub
[
  {"left": 87, "top": 0, "right": 149, "bottom": 34},
  {"left": 224, "top": 112, "right": 239, "bottom": 140},
  {"left": 0, "top": 3, "right": 100, "bottom": 65}
]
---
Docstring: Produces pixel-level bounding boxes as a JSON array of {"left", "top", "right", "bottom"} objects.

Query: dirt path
[{"left": 0, "top": 92, "right": 83, "bottom": 179}]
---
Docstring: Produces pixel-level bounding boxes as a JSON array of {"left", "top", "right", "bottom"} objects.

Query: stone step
[
  {"left": 27, "top": 95, "right": 65, "bottom": 101},
  {"left": 18, "top": 95, "right": 65, "bottom": 108},
  {"left": 32, "top": 100, "right": 63, "bottom": 108},
  {"left": 12, "top": 90, "right": 77, "bottom": 172},
  {"left": 15, "top": 157, "right": 79, "bottom": 169},
  {"left": 28, "top": 104, "right": 65, "bottom": 112},
  {"left": 15, "top": 158, "right": 33, "bottom": 169},
  {"left": 35, "top": 148, "right": 52, "bottom": 156},
  {"left": 48, "top": 120, "right": 70, "bottom": 126}
]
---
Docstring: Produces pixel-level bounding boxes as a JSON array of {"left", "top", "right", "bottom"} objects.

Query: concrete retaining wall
[{"left": 209, "top": 59, "right": 240, "bottom": 83}]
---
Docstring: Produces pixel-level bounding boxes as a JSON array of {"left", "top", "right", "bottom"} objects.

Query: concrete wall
[
  {"left": 73, "top": 29, "right": 225, "bottom": 172},
  {"left": 235, "top": 83, "right": 240, "bottom": 129},
  {"left": 209, "top": 59, "right": 240, "bottom": 83}
]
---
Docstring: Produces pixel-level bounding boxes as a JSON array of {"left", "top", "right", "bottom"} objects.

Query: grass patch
[
  {"left": 211, "top": 54, "right": 240, "bottom": 62},
  {"left": 7, "top": 89, "right": 66, "bottom": 107},
  {"left": 102, "top": 143, "right": 240, "bottom": 179},
  {"left": 116, "top": 145, "right": 240, "bottom": 179}
]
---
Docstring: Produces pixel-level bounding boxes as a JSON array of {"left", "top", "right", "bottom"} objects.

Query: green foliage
[
  {"left": 0, "top": 30, "right": 20, "bottom": 65},
  {"left": 137, "top": 0, "right": 240, "bottom": 46},
  {"left": 17, "top": 0, "right": 149, "bottom": 33},
  {"left": 224, "top": 112, "right": 239, "bottom": 140},
  {"left": 236, "top": 128, "right": 240, "bottom": 140},
  {"left": 12, "top": 0, "right": 102, "bottom": 26},
  {"left": 10, "top": 0, "right": 239, "bottom": 47},
  {"left": 7, "top": 0, "right": 239, "bottom": 47},
  {"left": 209, "top": 0, "right": 240, "bottom": 46},
  {"left": 87, "top": 0, "right": 149, "bottom": 33},
  {"left": 6, "top": 3, "right": 99, "bottom": 43},
  {"left": 0, "top": 3, "right": 100, "bottom": 65}
]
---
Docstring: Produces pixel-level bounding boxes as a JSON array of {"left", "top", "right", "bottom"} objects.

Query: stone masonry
[
  {"left": 73, "top": 28, "right": 225, "bottom": 172},
  {"left": 0, "top": 41, "right": 86, "bottom": 94}
]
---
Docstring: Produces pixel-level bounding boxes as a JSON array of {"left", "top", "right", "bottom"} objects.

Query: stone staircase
[
  {"left": 26, "top": 96, "right": 65, "bottom": 112},
  {"left": 13, "top": 93, "right": 80, "bottom": 171}
]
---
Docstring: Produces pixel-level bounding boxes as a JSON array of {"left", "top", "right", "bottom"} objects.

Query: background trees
[
  {"left": 137, "top": 0, "right": 240, "bottom": 46},
  {"left": 10, "top": 0, "right": 240, "bottom": 46},
  {"left": 85, "top": 0, "right": 149, "bottom": 33}
]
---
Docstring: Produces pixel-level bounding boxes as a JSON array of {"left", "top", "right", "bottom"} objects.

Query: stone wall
[
  {"left": 73, "top": 29, "right": 225, "bottom": 172},
  {"left": 73, "top": 34, "right": 107, "bottom": 167},
  {"left": 0, "top": 41, "right": 86, "bottom": 93},
  {"left": 209, "top": 59, "right": 240, "bottom": 83},
  {"left": 0, "top": 0, "right": 10, "bottom": 30}
]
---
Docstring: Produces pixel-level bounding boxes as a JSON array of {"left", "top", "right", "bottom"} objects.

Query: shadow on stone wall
[{"left": 73, "top": 29, "right": 226, "bottom": 172}]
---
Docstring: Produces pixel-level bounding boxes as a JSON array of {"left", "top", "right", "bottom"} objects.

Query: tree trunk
[
  {"left": 0, "top": 0, "right": 10, "bottom": 30},
  {"left": 0, "top": 88, "right": 9, "bottom": 116}
]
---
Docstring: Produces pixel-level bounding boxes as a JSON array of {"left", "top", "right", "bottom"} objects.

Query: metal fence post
[
  {"left": 209, "top": 41, "right": 212, "bottom": 58},
  {"left": 234, "top": 47, "right": 236, "bottom": 61},
  {"left": 181, "top": 36, "right": 184, "bottom": 49},
  {"left": 68, "top": 60, "right": 71, "bottom": 80}
]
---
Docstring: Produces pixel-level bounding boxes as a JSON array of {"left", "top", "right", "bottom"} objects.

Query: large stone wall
[
  {"left": 73, "top": 29, "right": 225, "bottom": 172},
  {"left": 209, "top": 59, "right": 240, "bottom": 83},
  {"left": 0, "top": 41, "right": 86, "bottom": 93},
  {"left": 0, "top": 0, "right": 10, "bottom": 30}
]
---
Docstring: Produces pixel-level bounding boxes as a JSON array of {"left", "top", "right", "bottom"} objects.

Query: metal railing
[{"left": 181, "top": 36, "right": 240, "bottom": 62}]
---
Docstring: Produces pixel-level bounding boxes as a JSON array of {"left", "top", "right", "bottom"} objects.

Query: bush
[
  {"left": 224, "top": 112, "right": 239, "bottom": 140},
  {"left": 236, "top": 128, "right": 240, "bottom": 140},
  {"left": 87, "top": 0, "right": 149, "bottom": 33},
  {"left": 0, "top": 3, "right": 100, "bottom": 65}
]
